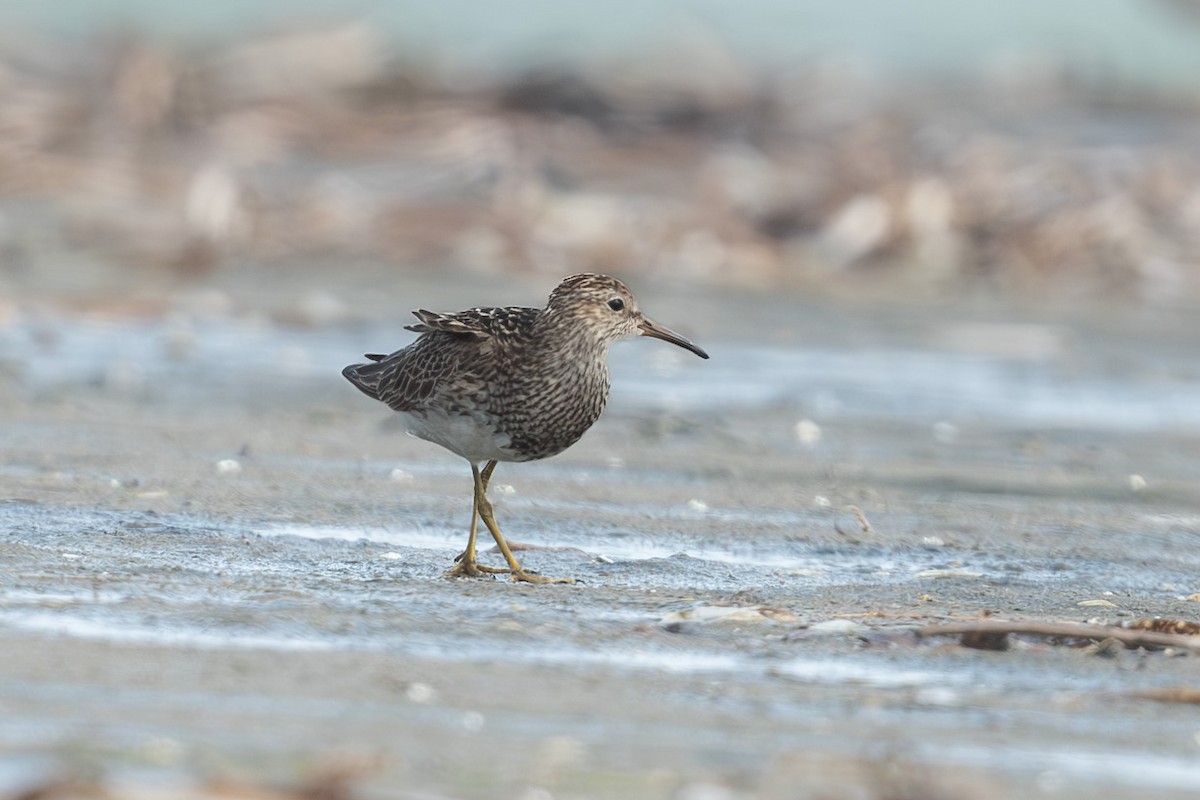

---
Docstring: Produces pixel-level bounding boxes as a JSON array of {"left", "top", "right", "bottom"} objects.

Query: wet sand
[{"left": 3, "top": 265, "right": 1200, "bottom": 798}]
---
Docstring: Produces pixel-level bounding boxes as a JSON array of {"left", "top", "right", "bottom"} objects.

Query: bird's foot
[
  {"left": 510, "top": 569, "right": 575, "bottom": 585},
  {"left": 444, "top": 560, "right": 511, "bottom": 579},
  {"left": 453, "top": 550, "right": 511, "bottom": 573}
]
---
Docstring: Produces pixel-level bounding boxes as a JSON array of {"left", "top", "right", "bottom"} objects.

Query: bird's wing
[
  {"left": 404, "top": 306, "right": 538, "bottom": 338},
  {"left": 404, "top": 309, "right": 487, "bottom": 337},
  {"left": 343, "top": 343, "right": 441, "bottom": 408},
  {"left": 346, "top": 306, "right": 536, "bottom": 409}
]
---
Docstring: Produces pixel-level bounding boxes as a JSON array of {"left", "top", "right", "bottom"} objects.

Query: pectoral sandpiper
[{"left": 343, "top": 273, "right": 709, "bottom": 583}]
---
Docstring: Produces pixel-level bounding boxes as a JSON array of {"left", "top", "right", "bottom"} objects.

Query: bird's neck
[
  {"left": 536, "top": 309, "right": 609, "bottom": 356},
  {"left": 530, "top": 310, "right": 612, "bottom": 388}
]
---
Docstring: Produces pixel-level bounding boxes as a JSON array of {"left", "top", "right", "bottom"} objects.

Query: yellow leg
[
  {"left": 445, "top": 462, "right": 508, "bottom": 578},
  {"left": 479, "top": 459, "right": 497, "bottom": 495},
  {"left": 474, "top": 461, "right": 573, "bottom": 585}
]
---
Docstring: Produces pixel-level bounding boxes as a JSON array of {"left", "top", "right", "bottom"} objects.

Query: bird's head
[{"left": 546, "top": 273, "right": 709, "bottom": 359}]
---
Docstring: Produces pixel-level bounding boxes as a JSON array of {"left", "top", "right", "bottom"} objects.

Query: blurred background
[
  {"left": 1, "top": 0, "right": 1200, "bottom": 308},
  {"left": 6, "top": 3, "right": 1200, "bottom": 799}
]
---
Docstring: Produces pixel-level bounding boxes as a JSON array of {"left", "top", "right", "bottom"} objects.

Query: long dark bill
[{"left": 638, "top": 318, "right": 710, "bottom": 359}]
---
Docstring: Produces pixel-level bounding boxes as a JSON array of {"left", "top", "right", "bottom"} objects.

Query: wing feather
[
  {"left": 403, "top": 309, "right": 488, "bottom": 338},
  {"left": 345, "top": 305, "right": 537, "bottom": 409}
]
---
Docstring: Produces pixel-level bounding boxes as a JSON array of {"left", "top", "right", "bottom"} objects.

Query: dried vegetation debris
[
  {"left": 1, "top": 759, "right": 366, "bottom": 800},
  {"left": 0, "top": 23, "right": 1198, "bottom": 299},
  {"left": 914, "top": 616, "right": 1200, "bottom": 652}
]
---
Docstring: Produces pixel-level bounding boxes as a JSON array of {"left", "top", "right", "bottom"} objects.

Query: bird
[{"left": 342, "top": 273, "right": 709, "bottom": 583}]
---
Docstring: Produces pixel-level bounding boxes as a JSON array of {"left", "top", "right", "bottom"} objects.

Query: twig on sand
[
  {"left": 835, "top": 611, "right": 981, "bottom": 621},
  {"left": 849, "top": 505, "right": 871, "bottom": 532},
  {"left": 1132, "top": 688, "right": 1200, "bottom": 704},
  {"left": 915, "top": 619, "right": 1200, "bottom": 652}
]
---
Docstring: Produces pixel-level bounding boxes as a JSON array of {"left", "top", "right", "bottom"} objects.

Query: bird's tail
[{"left": 342, "top": 356, "right": 391, "bottom": 400}]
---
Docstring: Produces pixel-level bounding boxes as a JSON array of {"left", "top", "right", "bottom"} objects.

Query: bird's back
[
  {"left": 343, "top": 302, "right": 612, "bottom": 462},
  {"left": 343, "top": 306, "right": 534, "bottom": 411}
]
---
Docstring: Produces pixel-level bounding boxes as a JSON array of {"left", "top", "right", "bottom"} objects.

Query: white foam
[
  {"left": 252, "top": 521, "right": 827, "bottom": 570},
  {"left": 2, "top": 612, "right": 335, "bottom": 652}
]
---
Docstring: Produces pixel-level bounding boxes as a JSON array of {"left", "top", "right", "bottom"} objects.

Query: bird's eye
[{"left": 607, "top": 297, "right": 625, "bottom": 312}]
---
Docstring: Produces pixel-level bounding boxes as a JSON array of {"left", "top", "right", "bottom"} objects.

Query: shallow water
[
  {"left": 2, "top": 287, "right": 1200, "bottom": 798},
  {"left": 9, "top": 308, "right": 1200, "bottom": 430}
]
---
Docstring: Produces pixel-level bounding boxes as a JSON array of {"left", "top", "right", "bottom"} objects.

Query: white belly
[{"left": 398, "top": 409, "right": 517, "bottom": 463}]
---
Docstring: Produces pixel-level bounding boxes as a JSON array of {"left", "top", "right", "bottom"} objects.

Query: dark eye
[{"left": 608, "top": 297, "right": 625, "bottom": 312}]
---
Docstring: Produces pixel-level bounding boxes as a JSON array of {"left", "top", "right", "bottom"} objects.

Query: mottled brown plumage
[{"left": 343, "top": 273, "right": 708, "bottom": 583}]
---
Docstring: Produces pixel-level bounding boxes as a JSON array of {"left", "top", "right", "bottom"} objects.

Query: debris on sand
[{"left": 1, "top": 24, "right": 1200, "bottom": 302}]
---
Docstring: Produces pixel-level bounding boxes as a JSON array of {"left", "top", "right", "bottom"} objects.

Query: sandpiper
[{"left": 343, "top": 273, "right": 709, "bottom": 583}]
